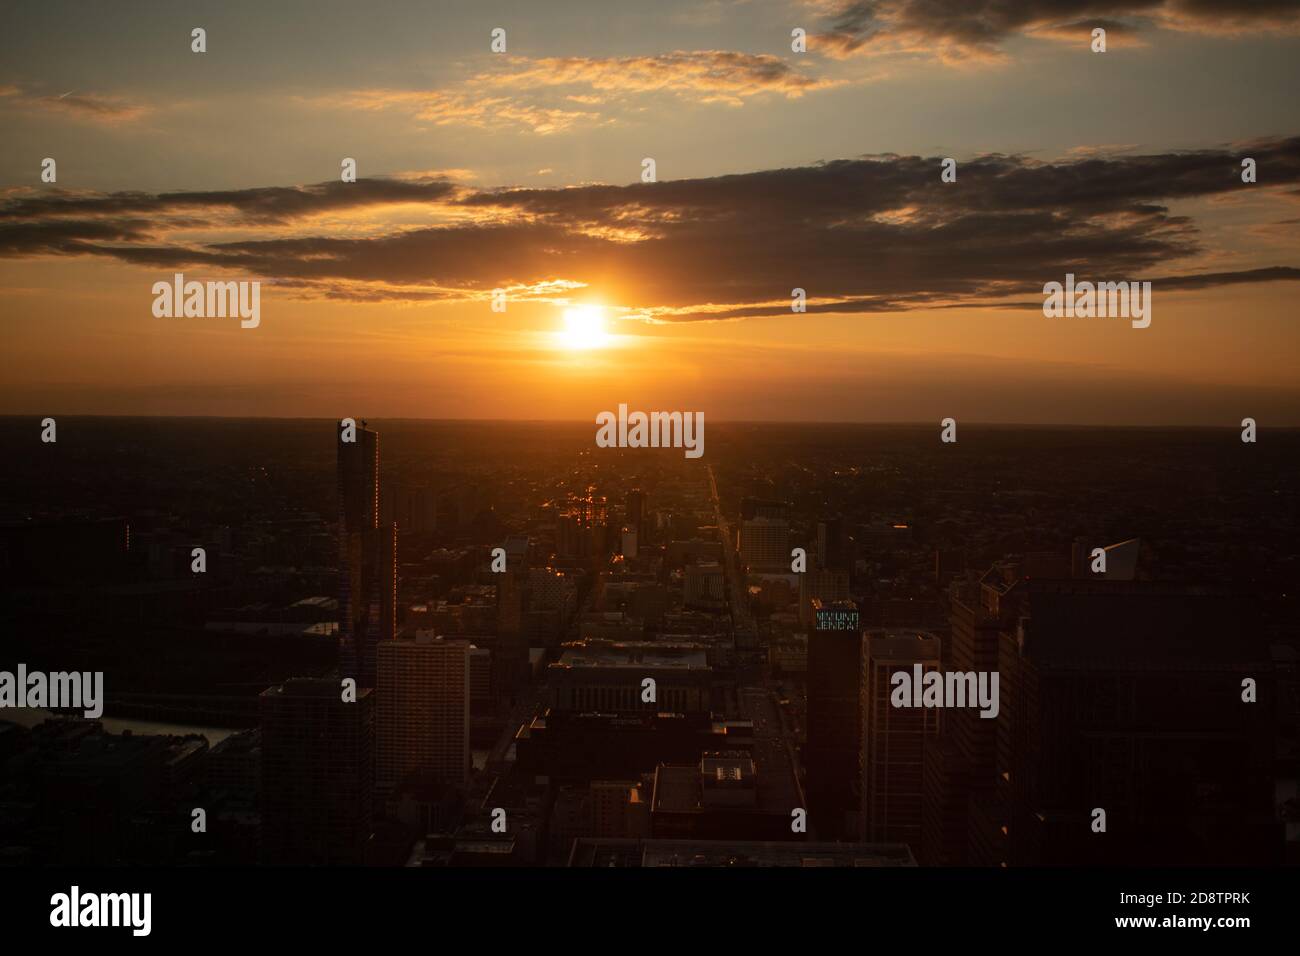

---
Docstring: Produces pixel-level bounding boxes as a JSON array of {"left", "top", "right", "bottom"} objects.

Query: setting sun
[{"left": 558, "top": 305, "right": 610, "bottom": 350}]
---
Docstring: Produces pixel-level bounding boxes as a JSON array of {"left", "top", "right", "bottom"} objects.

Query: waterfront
[{"left": 2, "top": 707, "right": 239, "bottom": 745}]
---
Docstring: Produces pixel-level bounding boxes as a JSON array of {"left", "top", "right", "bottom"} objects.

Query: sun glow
[{"left": 558, "top": 305, "right": 610, "bottom": 350}]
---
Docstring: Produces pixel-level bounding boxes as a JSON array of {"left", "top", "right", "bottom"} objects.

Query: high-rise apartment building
[
  {"left": 740, "top": 497, "right": 789, "bottom": 522},
  {"left": 376, "top": 633, "right": 471, "bottom": 793},
  {"left": 739, "top": 516, "right": 788, "bottom": 571}
]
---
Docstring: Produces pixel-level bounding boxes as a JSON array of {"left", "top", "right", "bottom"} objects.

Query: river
[{"left": 2, "top": 707, "right": 241, "bottom": 745}]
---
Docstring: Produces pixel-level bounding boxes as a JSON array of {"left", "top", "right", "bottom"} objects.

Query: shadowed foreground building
[
  {"left": 260, "top": 678, "right": 374, "bottom": 865},
  {"left": 860, "top": 630, "right": 941, "bottom": 849},
  {"left": 805, "top": 599, "right": 862, "bottom": 838},
  {"left": 926, "top": 573, "right": 1281, "bottom": 866},
  {"left": 923, "top": 565, "right": 1011, "bottom": 865}
]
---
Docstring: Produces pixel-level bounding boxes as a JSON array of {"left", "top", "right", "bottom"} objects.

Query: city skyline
[{"left": 3, "top": 414, "right": 1293, "bottom": 875}]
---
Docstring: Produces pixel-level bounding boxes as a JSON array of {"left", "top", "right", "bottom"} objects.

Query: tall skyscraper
[
  {"left": 337, "top": 419, "right": 396, "bottom": 687},
  {"left": 860, "top": 630, "right": 941, "bottom": 849},
  {"left": 816, "top": 516, "right": 851, "bottom": 574},
  {"left": 338, "top": 420, "right": 378, "bottom": 533},
  {"left": 377, "top": 521, "right": 398, "bottom": 634},
  {"left": 625, "top": 489, "right": 646, "bottom": 545},
  {"left": 376, "top": 633, "right": 471, "bottom": 793},
  {"left": 805, "top": 598, "right": 862, "bottom": 838},
  {"left": 922, "top": 565, "right": 1011, "bottom": 865},
  {"left": 260, "top": 678, "right": 374, "bottom": 865}
]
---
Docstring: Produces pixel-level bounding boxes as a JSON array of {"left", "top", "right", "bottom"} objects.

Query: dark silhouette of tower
[
  {"left": 337, "top": 419, "right": 395, "bottom": 687},
  {"left": 626, "top": 488, "right": 646, "bottom": 545},
  {"left": 816, "top": 515, "right": 851, "bottom": 575},
  {"left": 805, "top": 598, "right": 862, "bottom": 838},
  {"left": 338, "top": 420, "right": 378, "bottom": 534}
]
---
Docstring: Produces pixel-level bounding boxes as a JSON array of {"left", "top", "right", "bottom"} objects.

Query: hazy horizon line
[{"left": 2, "top": 414, "right": 1290, "bottom": 430}]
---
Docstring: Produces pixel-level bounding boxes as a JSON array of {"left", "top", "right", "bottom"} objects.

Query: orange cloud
[
  {"left": 339, "top": 88, "right": 599, "bottom": 135},
  {"left": 478, "top": 51, "right": 839, "bottom": 105},
  {"left": 334, "top": 49, "right": 839, "bottom": 132}
]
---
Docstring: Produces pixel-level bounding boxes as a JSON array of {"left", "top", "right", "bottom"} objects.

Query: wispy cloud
[
  {"left": 0, "top": 84, "right": 149, "bottom": 123},
  {"left": 478, "top": 51, "right": 839, "bottom": 105},
  {"left": 338, "top": 88, "right": 601, "bottom": 135},
  {"left": 333, "top": 49, "right": 840, "bottom": 132}
]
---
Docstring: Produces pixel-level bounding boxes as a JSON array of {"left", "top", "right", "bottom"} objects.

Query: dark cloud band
[{"left": 1, "top": 140, "right": 1297, "bottom": 316}]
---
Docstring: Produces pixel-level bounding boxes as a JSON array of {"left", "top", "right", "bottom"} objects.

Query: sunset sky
[{"left": 2, "top": 0, "right": 1298, "bottom": 424}]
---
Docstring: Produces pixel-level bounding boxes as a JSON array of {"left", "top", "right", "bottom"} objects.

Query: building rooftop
[
  {"left": 553, "top": 641, "right": 709, "bottom": 670},
  {"left": 1019, "top": 580, "right": 1269, "bottom": 669},
  {"left": 569, "top": 839, "right": 917, "bottom": 867},
  {"left": 866, "top": 629, "right": 942, "bottom": 661}
]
